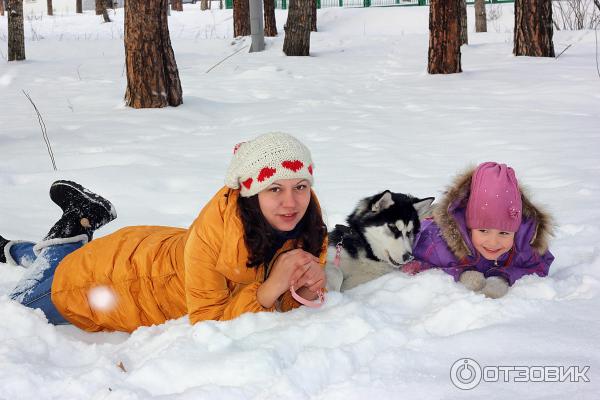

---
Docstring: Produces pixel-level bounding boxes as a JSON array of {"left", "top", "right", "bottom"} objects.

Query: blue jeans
[{"left": 9, "top": 240, "right": 84, "bottom": 325}]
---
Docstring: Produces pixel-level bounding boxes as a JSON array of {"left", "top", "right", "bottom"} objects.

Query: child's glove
[
  {"left": 481, "top": 276, "right": 509, "bottom": 299},
  {"left": 459, "top": 270, "right": 485, "bottom": 291},
  {"left": 402, "top": 260, "right": 426, "bottom": 275}
]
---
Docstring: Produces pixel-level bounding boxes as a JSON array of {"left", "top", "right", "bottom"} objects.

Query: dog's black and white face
[{"left": 346, "top": 190, "right": 435, "bottom": 267}]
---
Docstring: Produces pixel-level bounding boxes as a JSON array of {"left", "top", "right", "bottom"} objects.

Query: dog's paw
[{"left": 325, "top": 264, "right": 344, "bottom": 292}]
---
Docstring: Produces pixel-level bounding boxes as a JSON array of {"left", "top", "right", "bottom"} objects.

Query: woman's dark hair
[{"left": 238, "top": 193, "right": 327, "bottom": 268}]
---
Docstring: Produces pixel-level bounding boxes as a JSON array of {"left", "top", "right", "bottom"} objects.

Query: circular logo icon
[{"left": 450, "top": 358, "right": 482, "bottom": 390}]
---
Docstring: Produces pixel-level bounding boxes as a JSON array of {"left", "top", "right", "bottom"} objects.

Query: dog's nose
[{"left": 402, "top": 253, "right": 413, "bottom": 263}]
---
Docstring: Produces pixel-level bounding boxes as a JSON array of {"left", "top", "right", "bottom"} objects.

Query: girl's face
[
  {"left": 470, "top": 229, "right": 515, "bottom": 261},
  {"left": 258, "top": 179, "right": 311, "bottom": 232}
]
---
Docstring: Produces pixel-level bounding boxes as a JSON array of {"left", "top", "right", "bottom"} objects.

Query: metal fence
[{"left": 225, "top": 0, "right": 514, "bottom": 10}]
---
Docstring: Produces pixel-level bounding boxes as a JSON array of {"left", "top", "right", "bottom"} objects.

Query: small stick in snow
[
  {"left": 595, "top": 21, "right": 600, "bottom": 80},
  {"left": 206, "top": 45, "right": 249, "bottom": 74},
  {"left": 22, "top": 90, "right": 57, "bottom": 171},
  {"left": 555, "top": 44, "right": 572, "bottom": 59},
  {"left": 117, "top": 361, "right": 127, "bottom": 372}
]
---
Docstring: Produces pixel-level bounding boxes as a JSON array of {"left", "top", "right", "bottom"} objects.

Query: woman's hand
[
  {"left": 257, "top": 249, "right": 323, "bottom": 308},
  {"left": 290, "top": 259, "right": 326, "bottom": 297}
]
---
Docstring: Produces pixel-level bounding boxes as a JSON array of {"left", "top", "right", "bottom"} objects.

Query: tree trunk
[
  {"left": 220, "top": 0, "right": 223, "bottom": 9},
  {"left": 47, "top": 0, "right": 53, "bottom": 15},
  {"left": 311, "top": 0, "right": 317, "bottom": 32},
  {"left": 76, "top": 0, "right": 82, "bottom": 13},
  {"left": 1, "top": 0, "right": 5, "bottom": 16},
  {"left": 103, "top": 0, "right": 111, "bottom": 22},
  {"left": 428, "top": 0, "right": 461, "bottom": 74},
  {"left": 234, "top": 0, "right": 251, "bottom": 36},
  {"left": 171, "top": 0, "right": 183, "bottom": 11},
  {"left": 201, "top": 0, "right": 209, "bottom": 10},
  {"left": 124, "top": 0, "right": 183, "bottom": 108},
  {"left": 264, "top": 0, "right": 277, "bottom": 36},
  {"left": 7, "top": 0, "right": 25, "bottom": 61},
  {"left": 95, "top": 0, "right": 111, "bottom": 21},
  {"left": 283, "top": 0, "right": 312, "bottom": 56},
  {"left": 474, "top": 0, "right": 487, "bottom": 32},
  {"left": 514, "top": 0, "right": 554, "bottom": 57},
  {"left": 460, "top": 0, "right": 468, "bottom": 45}
]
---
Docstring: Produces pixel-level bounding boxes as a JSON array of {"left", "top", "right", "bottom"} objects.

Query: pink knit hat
[{"left": 466, "top": 162, "right": 522, "bottom": 232}]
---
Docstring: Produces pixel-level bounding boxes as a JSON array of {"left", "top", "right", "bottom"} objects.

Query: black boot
[
  {"left": 0, "top": 235, "right": 9, "bottom": 263},
  {"left": 44, "top": 180, "right": 117, "bottom": 241}
]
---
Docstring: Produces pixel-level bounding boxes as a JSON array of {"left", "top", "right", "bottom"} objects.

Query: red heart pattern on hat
[
  {"left": 242, "top": 178, "right": 253, "bottom": 189},
  {"left": 308, "top": 165, "right": 313, "bottom": 175},
  {"left": 282, "top": 160, "right": 304, "bottom": 172},
  {"left": 257, "top": 167, "right": 277, "bottom": 182}
]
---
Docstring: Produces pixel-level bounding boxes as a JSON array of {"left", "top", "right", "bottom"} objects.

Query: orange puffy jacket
[{"left": 51, "top": 186, "right": 327, "bottom": 332}]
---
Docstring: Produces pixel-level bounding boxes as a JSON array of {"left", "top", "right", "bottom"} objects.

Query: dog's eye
[{"left": 387, "top": 224, "right": 400, "bottom": 236}]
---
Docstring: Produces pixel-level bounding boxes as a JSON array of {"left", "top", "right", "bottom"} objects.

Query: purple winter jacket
[{"left": 410, "top": 167, "right": 555, "bottom": 286}]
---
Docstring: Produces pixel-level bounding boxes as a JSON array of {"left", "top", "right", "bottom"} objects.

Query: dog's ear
[
  {"left": 371, "top": 190, "right": 394, "bottom": 213},
  {"left": 413, "top": 197, "right": 435, "bottom": 220}
]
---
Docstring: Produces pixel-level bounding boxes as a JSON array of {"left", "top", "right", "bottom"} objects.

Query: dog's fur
[{"left": 326, "top": 190, "right": 434, "bottom": 291}]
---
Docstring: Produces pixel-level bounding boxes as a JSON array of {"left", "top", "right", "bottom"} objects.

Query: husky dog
[{"left": 326, "top": 190, "right": 434, "bottom": 291}]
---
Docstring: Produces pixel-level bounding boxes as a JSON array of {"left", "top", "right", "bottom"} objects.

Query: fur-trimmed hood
[{"left": 432, "top": 166, "right": 554, "bottom": 260}]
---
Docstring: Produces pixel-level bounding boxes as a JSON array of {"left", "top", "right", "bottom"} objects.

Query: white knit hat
[{"left": 225, "top": 132, "right": 315, "bottom": 197}]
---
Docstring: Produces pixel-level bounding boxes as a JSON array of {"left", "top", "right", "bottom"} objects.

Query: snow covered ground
[{"left": 1, "top": 4, "right": 599, "bottom": 399}]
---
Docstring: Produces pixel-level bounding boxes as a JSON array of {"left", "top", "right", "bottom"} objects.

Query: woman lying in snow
[
  {"left": 0, "top": 133, "right": 328, "bottom": 332},
  {"left": 403, "top": 162, "right": 555, "bottom": 298}
]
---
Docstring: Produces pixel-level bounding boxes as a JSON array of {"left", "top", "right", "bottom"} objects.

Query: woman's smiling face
[{"left": 257, "top": 179, "right": 311, "bottom": 232}]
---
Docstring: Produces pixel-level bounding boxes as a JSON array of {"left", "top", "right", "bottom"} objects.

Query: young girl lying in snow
[
  {"left": 0, "top": 133, "right": 328, "bottom": 332},
  {"left": 402, "top": 162, "right": 554, "bottom": 298}
]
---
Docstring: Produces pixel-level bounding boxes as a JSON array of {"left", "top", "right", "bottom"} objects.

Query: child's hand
[
  {"left": 481, "top": 276, "right": 509, "bottom": 298},
  {"left": 459, "top": 270, "right": 485, "bottom": 291},
  {"left": 402, "top": 260, "right": 424, "bottom": 275}
]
